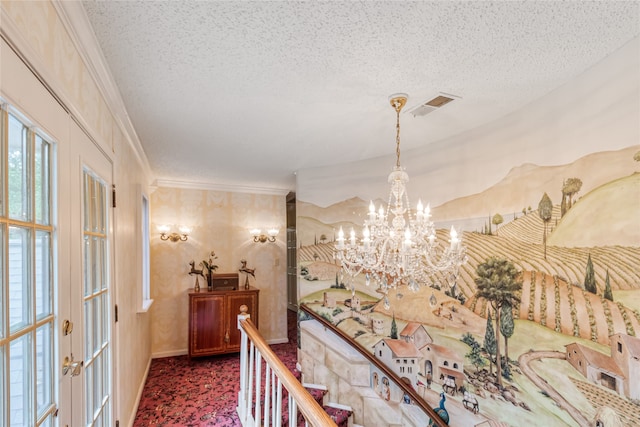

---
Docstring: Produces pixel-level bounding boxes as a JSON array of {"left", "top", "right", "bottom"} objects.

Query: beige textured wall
[
  {"left": 111, "top": 125, "right": 152, "bottom": 424},
  {"left": 150, "top": 187, "right": 288, "bottom": 357},
  {"left": 2, "top": 1, "right": 153, "bottom": 426},
  {"left": 2, "top": 1, "right": 114, "bottom": 151}
]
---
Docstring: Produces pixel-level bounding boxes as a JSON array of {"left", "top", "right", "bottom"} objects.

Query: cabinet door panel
[
  {"left": 190, "top": 295, "right": 225, "bottom": 356},
  {"left": 226, "top": 292, "right": 259, "bottom": 351}
]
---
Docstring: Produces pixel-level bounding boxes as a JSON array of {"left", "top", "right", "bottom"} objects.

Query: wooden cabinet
[{"left": 188, "top": 287, "right": 259, "bottom": 357}]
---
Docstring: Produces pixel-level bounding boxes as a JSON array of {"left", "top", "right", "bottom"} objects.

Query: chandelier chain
[{"left": 395, "top": 102, "right": 401, "bottom": 168}]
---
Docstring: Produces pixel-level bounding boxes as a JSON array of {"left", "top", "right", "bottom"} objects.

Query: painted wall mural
[{"left": 296, "top": 38, "right": 639, "bottom": 427}]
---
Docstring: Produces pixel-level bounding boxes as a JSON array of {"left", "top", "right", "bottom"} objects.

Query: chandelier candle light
[{"left": 334, "top": 93, "right": 466, "bottom": 299}]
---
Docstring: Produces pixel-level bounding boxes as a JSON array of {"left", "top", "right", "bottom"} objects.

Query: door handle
[{"left": 62, "top": 355, "right": 83, "bottom": 377}]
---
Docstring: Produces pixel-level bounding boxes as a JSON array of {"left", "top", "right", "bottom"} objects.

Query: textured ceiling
[{"left": 81, "top": 1, "right": 640, "bottom": 193}]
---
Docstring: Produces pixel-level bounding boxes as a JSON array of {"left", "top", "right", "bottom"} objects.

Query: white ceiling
[{"left": 80, "top": 1, "right": 640, "bottom": 194}]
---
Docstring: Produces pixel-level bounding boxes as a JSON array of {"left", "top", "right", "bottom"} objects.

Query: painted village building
[
  {"left": 399, "top": 322, "right": 433, "bottom": 349},
  {"left": 373, "top": 321, "right": 465, "bottom": 391},
  {"left": 421, "top": 342, "right": 465, "bottom": 389},
  {"left": 566, "top": 333, "right": 640, "bottom": 400},
  {"left": 373, "top": 339, "right": 422, "bottom": 387}
]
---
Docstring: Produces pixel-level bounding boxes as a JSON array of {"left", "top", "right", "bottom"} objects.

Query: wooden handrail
[
  {"left": 300, "top": 303, "right": 448, "bottom": 427},
  {"left": 238, "top": 316, "right": 338, "bottom": 427}
]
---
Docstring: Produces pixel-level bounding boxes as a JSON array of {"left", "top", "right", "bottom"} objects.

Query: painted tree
[
  {"left": 562, "top": 178, "right": 583, "bottom": 211},
  {"left": 603, "top": 269, "right": 613, "bottom": 301},
  {"left": 584, "top": 254, "right": 597, "bottom": 294},
  {"left": 320, "top": 234, "right": 327, "bottom": 244},
  {"left": 465, "top": 342, "right": 486, "bottom": 372},
  {"left": 538, "top": 193, "right": 553, "bottom": 260},
  {"left": 390, "top": 313, "right": 398, "bottom": 339},
  {"left": 475, "top": 257, "right": 522, "bottom": 387},
  {"left": 492, "top": 213, "right": 504, "bottom": 236},
  {"left": 500, "top": 301, "right": 515, "bottom": 364},
  {"left": 635, "top": 150, "right": 640, "bottom": 162},
  {"left": 483, "top": 311, "right": 497, "bottom": 375}
]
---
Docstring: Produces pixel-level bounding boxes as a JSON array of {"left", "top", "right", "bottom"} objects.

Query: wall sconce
[
  {"left": 158, "top": 225, "right": 191, "bottom": 242},
  {"left": 251, "top": 228, "right": 278, "bottom": 243}
]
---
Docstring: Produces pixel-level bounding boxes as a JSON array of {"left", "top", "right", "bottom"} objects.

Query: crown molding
[
  {"left": 53, "top": 0, "right": 152, "bottom": 179},
  {"left": 153, "top": 179, "right": 290, "bottom": 196}
]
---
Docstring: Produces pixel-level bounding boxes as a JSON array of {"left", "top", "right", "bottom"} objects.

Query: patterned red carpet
[{"left": 133, "top": 310, "right": 299, "bottom": 427}]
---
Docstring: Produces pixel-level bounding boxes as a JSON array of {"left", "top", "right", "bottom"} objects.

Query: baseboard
[
  {"left": 125, "top": 356, "right": 152, "bottom": 427},
  {"left": 151, "top": 342, "right": 287, "bottom": 358},
  {"left": 151, "top": 349, "right": 188, "bottom": 359}
]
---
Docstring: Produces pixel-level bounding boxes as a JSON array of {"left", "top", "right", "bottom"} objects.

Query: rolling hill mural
[{"left": 296, "top": 145, "right": 640, "bottom": 426}]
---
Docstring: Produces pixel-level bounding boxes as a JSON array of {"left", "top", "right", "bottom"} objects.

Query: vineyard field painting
[{"left": 297, "top": 146, "right": 640, "bottom": 427}]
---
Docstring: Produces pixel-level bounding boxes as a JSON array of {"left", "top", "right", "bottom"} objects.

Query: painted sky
[{"left": 297, "top": 37, "right": 639, "bottom": 208}]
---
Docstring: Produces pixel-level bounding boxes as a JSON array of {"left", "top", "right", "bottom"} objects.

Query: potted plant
[{"left": 200, "top": 251, "right": 219, "bottom": 291}]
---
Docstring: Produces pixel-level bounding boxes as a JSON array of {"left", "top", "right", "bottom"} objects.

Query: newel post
[{"left": 237, "top": 304, "right": 250, "bottom": 424}]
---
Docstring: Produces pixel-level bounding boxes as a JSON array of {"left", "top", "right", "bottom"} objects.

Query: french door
[
  {"left": 2, "top": 38, "right": 116, "bottom": 426},
  {"left": 1, "top": 110, "right": 114, "bottom": 427},
  {"left": 62, "top": 122, "right": 115, "bottom": 426}
]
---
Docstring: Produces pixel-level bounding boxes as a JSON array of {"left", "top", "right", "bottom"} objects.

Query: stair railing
[
  {"left": 237, "top": 305, "right": 338, "bottom": 427},
  {"left": 300, "top": 303, "right": 448, "bottom": 427}
]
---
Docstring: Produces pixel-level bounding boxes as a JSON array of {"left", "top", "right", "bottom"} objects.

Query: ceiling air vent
[{"left": 406, "top": 93, "right": 459, "bottom": 117}]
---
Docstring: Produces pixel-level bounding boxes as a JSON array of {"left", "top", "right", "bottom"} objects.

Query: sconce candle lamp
[
  {"left": 159, "top": 225, "right": 191, "bottom": 242},
  {"left": 251, "top": 228, "right": 278, "bottom": 243}
]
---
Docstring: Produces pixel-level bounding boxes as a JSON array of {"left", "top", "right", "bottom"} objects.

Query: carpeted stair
[{"left": 295, "top": 384, "right": 352, "bottom": 427}]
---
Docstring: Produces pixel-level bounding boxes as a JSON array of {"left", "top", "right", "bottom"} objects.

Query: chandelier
[{"left": 334, "top": 93, "right": 466, "bottom": 297}]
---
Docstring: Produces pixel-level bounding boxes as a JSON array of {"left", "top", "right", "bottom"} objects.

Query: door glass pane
[
  {"left": 83, "top": 173, "right": 91, "bottom": 232},
  {"left": 102, "top": 294, "right": 109, "bottom": 349},
  {"left": 0, "top": 225, "right": 4, "bottom": 339},
  {"left": 7, "top": 114, "right": 30, "bottom": 221},
  {"left": 34, "top": 134, "right": 50, "bottom": 225},
  {"left": 36, "top": 323, "right": 52, "bottom": 415},
  {"left": 10, "top": 332, "right": 33, "bottom": 427},
  {"left": 94, "top": 296, "right": 101, "bottom": 354},
  {"left": 8, "top": 226, "right": 31, "bottom": 332},
  {"left": 0, "top": 110, "right": 4, "bottom": 215},
  {"left": 84, "top": 360, "right": 93, "bottom": 424},
  {"left": 98, "top": 237, "right": 106, "bottom": 291},
  {"left": 84, "top": 235, "right": 92, "bottom": 296},
  {"left": 84, "top": 298, "right": 93, "bottom": 359},
  {"left": 0, "top": 347, "right": 4, "bottom": 425},
  {"left": 96, "top": 181, "right": 105, "bottom": 234},
  {"left": 35, "top": 230, "right": 51, "bottom": 319},
  {"left": 92, "top": 236, "right": 100, "bottom": 294},
  {"left": 94, "top": 352, "right": 102, "bottom": 417}
]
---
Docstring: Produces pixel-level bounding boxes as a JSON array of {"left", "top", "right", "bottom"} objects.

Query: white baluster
[
  {"left": 264, "top": 364, "right": 271, "bottom": 426},
  {"left": 255, "top": 350, "right": 262, "bottom": 427},
  {"left": 276, "top": 378, "right": 283, "bottom": 426}
]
